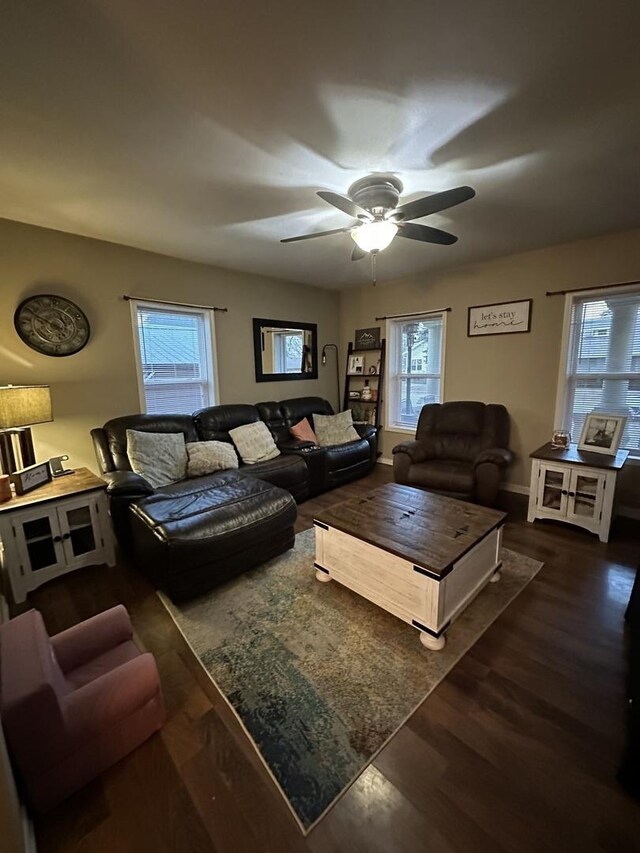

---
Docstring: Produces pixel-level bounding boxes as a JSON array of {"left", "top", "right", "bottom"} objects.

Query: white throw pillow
[
  {"left": 229, "top": 421, "right": 280, "bottom": 464},
  {"left": 313, "top": 410, "right": 360, "bottom": 447},
  {"left": 186, "top": 441, "right": 239, "bottom": 477},
  {"left": 126, "top": 430, "right": 188, "bottom": 489}
]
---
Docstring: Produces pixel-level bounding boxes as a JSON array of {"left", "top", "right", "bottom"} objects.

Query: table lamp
[{"left": 0, "top": 385, "right": 53, "bottom": 473}]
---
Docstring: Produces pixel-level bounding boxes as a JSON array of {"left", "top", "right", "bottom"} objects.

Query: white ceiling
[{"left": 2, "top": 0, "right": 640, "bottom": 289}]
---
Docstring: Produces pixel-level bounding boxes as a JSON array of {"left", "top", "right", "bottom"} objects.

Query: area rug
[{"left": 160, "top": 528, "right": 542, "bottom": 833}]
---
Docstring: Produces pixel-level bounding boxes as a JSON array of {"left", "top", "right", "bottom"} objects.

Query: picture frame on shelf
[
  {"left": 348, "top": 355, "right": 364, "bottom": 375},
  {"left": 354, "top": 327, "right": 381, "bottom": 350},
  {"left": 577, "top": 412, "right": 627, "bottom": 456}
]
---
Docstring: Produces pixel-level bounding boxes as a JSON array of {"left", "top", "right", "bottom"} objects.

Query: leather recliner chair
[{"left": 392, "top": 401, "right": 512, "bottom": 507}]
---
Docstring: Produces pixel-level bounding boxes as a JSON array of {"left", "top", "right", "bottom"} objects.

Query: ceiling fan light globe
[{"left": 351, "top": 221, "right": 398, "bottom": 253}]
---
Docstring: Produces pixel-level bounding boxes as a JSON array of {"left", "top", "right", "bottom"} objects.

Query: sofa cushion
[
  {"left": 126, "top": 430, "right": 187, "bottom": 489},
  {"left": 229, "top": 421, "right": 280, "bottom": 464},
  {"left": 102, "top": 415, "right": 197, "bottom": 472},
  {"left": 186, "top": 441, "right": 238, "bottom": 477},
  {"left": 314, "top": 410, "right": 359, "bottom": 447},
  {"left": 290, "top": 417, "right": 318, "bottom": 444},
  {"left": 193, "top": 404, "right": 261, "bottom": 443}
]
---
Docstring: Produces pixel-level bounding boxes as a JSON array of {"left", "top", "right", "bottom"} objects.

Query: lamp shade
[{"left": 0, "top": 385, "right": 53, "bottom": 429}]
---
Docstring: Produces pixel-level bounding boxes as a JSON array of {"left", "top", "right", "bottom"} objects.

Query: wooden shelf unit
[{"left": 343, "top": 339, "right": 386, "bottom": 429}]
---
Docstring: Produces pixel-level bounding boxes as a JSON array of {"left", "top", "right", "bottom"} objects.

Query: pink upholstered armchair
[{"left": 0, "top": 605, "right": 164, "bottom": 812}]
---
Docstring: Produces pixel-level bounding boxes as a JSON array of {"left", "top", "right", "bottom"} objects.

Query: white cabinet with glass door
[
  {"left": 0, "top": 471, "right": 115, "bottom": 603},
  {"left": 528, "top": 444, "right": 627, "bottom": 542}
]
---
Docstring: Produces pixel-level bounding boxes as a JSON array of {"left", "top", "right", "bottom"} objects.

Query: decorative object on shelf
[
  {"left": 0, "top": 475, "right": 11, "bottom": 503},
  {"left": 370, "top": 388, "right": 378, "bottom": 402},
  {"left": 361, "top": 382, "right": 372, "bottom": 401},
  {"left": 551, "top": 429, "right": 571, "bottom": 450},
  {"left": 0, "top": 385, "right": 53, "bottom": 474},
  {"left": 355, "top": 327, "right": 381, "bottom": 350},
  {"left": 577, "top": 412, "right": 627, "bottom": 456},
  {"left": 467, "top": 299, "right": 532, "bottom": 337},
  {"left": 14, "top": 294, "right": 90, "bottom": 356},
  {"left": 49, "top": 455, "right": 74, "bottom": 478},
  {"left": 348, "top": 390, "right": 361, "bottom": 400},
  {"left": 368, "top": 364, "right": 379, "bottom": 375},
  {"left": 10, "top": 461, "right": 51, "bottom": 496},
  {"left": 348, "top": 355, "right": 364, "bottom": 375}
]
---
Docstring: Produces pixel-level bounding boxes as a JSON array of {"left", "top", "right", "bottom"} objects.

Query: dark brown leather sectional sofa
[{"left": 91, "top": 397, "right": 377, "bottom": 599}]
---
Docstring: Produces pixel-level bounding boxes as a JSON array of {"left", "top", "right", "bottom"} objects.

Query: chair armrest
[
  {"left": 63, "top": 653, "right": 161, "bottom": 740},
  {"left": 51, "top": 605, "right": 133, "bottom": 674},
  {"left": 102, "top": 470, "right": 154, "bottom": 497},
  {"left": 474, "top": 447, "right": 513, "bottom": 469},
  {"left": 392, "top": 440, "right": 428, "bottom": 464}
]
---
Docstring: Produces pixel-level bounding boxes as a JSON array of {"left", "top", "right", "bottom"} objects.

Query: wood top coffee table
[{"left": 313, "top": 483, "right": 507, "bottom": 650}]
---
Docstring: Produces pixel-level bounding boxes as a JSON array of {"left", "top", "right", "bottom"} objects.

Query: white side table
[
  {"left": 527, "top": 442, "right": 629, "bottom": 543},
  {"left": 0, "top": 468, "right": 116, "bottom": 603}
]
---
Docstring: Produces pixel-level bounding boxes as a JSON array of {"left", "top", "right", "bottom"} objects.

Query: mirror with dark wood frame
[{"left": 253, "top": 318, "right": 318, "bottom": 383}]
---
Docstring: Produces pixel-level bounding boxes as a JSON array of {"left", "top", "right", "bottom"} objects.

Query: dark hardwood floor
[{"left": 26, "top": 465, "right": 640, "bottom": 852}]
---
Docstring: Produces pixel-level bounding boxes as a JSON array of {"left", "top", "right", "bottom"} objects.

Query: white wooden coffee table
[{"left": 313, "top": 483, "right": 506, "bottom": 650}]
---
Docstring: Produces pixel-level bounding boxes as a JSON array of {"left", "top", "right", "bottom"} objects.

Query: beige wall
[
  {"left": 340, "top": 227, "right": 640, "bottom": 510},
  {"left": 0, "top": 218, "right": 339, "bottom": 471}
]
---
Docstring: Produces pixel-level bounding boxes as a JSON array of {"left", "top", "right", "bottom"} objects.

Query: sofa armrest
[
  {"left": 64, "top": 653, "right": 161, "bottom": 740},
  {"left": 354, "top": 423, "right": 377, "bottom": 440},
  {"left": 51, "top": 605, "right": 133, "bottom": 674},
  {"left": 474, "top": 447, "right": 513, "bottom": 469},
  {"left": 102, "top": 470, "right": 154, "bottom": 497},
  {"left": 392, "top": 440, "right": 428, "bottom": 464},
  {"left": 278, "top": 439, "right": 317, "bottom": 452}
]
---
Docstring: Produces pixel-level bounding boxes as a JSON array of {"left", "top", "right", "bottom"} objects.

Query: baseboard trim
[
  {"left": 23, "top": 809, "right": 37, "bottom": 853},
  {"left": 500, "top": 482, "right": 530, "bottom": 496},
  {"left": 378, "top": 457, "right": 393, "bottom": 466}
]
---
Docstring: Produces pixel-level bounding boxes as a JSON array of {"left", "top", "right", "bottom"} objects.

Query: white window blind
[
  {"left": 132, "top": 302, "right": 217, "bottom": 414},
  {"left": 561, "top": 289, "right": 640, "bottom": 453},
  {"left": 387, "top": 313, "right": 445, "bottom": 430}
]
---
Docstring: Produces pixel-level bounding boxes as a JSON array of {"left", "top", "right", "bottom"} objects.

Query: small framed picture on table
[{"left": 577, "top": 412, "right": 627, "bottom": 455}]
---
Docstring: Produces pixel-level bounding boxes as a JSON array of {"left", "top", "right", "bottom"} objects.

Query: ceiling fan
[{"left": 281, "top": 176, "right": 476, "bottom": 262}]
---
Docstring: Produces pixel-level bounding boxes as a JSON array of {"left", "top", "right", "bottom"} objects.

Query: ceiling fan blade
[
  {"left": 317, "top": 191, "right": 372, "bottom": 220},
  {"left": 392, "top": 185, "right": 475, "bottom": 222},
  {"left": 351, "top": 244, "right": 367, "bottom": 261},
  {"left": 398, "top": 222, "right": 458, "bottom": 245},
  {"left": 280, "top": 226, "right": 353, "bottom": 244}
]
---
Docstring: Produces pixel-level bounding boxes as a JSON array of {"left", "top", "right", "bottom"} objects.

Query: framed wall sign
[
  {"left": 354, "top": 327, "right": 381, "bottom": 350},
  {"left": 467, "top": 299, "right": 532, "bottom": 337}
]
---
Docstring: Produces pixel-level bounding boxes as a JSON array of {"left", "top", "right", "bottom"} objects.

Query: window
[
  {"left": 387, "top": 313, "right": 446, "bottom": 430},
  {"left": 130, "top": 301, "right": 218, "bottom": 414},
  {"left": 557, "top": 288, "right": 640, "bottom": 454}
]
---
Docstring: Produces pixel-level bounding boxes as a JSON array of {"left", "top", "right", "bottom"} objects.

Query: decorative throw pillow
[
  {"left": 290, "top": 417, "right": 318, "bottom": 444},
  {"left": 186, "top": 441, "right": 239, "bottom": 477},
  {"left": 229, "top": 421, "right": 280, "bottom": 464},
  {"left": 313, "top": 410, "right": 360, "bottom": 447},
  {"left": 126, "top": 430, "right": 187, "bottom": 489}
]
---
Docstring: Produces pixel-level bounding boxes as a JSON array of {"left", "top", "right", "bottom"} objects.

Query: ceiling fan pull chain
[{"left": 371, "top": 250, "right": 377, "bottom": 286}]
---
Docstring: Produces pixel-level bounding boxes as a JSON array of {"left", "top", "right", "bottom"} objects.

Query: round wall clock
[{"left": 14, "top": 294, "right": 90, "bottom": 357}]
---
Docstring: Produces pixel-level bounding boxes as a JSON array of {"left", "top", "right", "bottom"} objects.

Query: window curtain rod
[
  {"left": 122, "top": 294, "right": 228, "bottom": 312},
  {"left": 545, "top": 279, "right": 640, "bottom": 297},
  {"left": 375, "top": 307, "right": 451, "bottom": 321}
]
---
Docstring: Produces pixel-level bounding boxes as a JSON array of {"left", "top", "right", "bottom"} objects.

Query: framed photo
[
  {"left": 348, "top": 355, "right": 364, "bottom": 375},
  {"left": 355, "top": 327, "right": 381, "bottom": 350},
  {"left": 467, "top": 299, "right": 532, "bottom": 337},
  {"left": 578, "top": 413, "right": 627, "bottom": 455}
]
